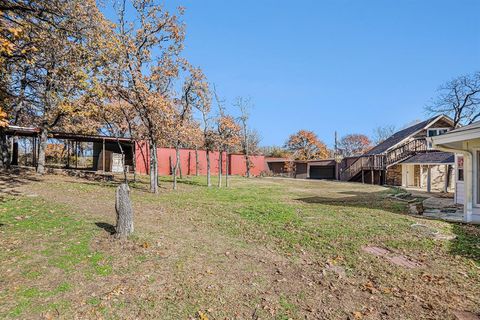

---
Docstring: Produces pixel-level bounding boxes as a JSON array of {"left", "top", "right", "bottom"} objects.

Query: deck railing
[{"left": 385, "top": 138, "right": 428, "bottom": 166}]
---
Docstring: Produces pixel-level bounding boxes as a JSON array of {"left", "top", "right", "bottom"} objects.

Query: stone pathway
[
  {"left": 362, "top": 246, "right": 421, "bottom": 269},
  {"left": 422, "top": 197, "right": 464, "bottom": 222}
]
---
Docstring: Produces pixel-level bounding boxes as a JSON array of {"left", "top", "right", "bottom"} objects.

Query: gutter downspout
[{"left": 433, "top": 143, "right": 473, "bottom": 223}]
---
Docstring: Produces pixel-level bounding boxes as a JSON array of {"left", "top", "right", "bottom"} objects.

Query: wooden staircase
[
  {"left": 340, "top": 138, "right": 429, "bottom": 182},
  {"left": 339, "top": 155, "right": 385, "bottom": 181}
]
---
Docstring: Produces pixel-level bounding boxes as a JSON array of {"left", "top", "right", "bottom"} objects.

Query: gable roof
[{"left": 364, "top": 115, "right": 452, "bottom": 156}]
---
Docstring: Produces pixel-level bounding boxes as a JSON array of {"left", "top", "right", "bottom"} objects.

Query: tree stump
[{"left": 115, "top": 183, "right": 134, "bottom": 239}]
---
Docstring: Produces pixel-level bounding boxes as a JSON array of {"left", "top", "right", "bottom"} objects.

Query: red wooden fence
[{"left": 135, "top": 142, "right": 266, "bottom": 176}]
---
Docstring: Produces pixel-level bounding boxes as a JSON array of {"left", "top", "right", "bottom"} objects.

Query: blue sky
[{"left": 103, "top": 0, "right": 480, "bottom": 148}]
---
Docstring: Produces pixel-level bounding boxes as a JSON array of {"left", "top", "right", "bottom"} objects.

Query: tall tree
[
  {"left": 285, "top": 130, "right": 328, "bottom": 160},
  {"left": 113, "top": 0, "right": 185, "bottom": 193},
  {"left": 1, "top": 0, "right": 114, "bottom": 173},
  {"left": 426, "top": 72, "right": 480, "bottom": 126},
  {"left": 338, "top": 134, "right": 372, "bottom": 156}
]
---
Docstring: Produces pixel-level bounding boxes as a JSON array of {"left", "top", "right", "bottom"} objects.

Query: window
[
  {"left": 457, "top": 155, "right": 464, "bottom": 182},
  {"left": 427, "top": 128, "right": 449, "bottom": 148}
]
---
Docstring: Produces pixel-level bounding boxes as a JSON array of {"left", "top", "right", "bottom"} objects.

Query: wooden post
[
  {"left": 102, "top": 138, "right": 106, "bottom": 173},
  {"left": 361, "top": 170, "right": 365, "bottom": 184},
  {"left": 427, "top": 165, "right": 432, "bottom": 193},
  {"left": 371, "top": 169, "right": 374, "bottom": 185},
  {"left": 66, "top": 140, "right": 70, "bottom": 168},
  {"left": 36, "top": 136, "right": 40, "bottom": 168},
  {"left": 75, "top": 141, "right": 78, "bottom": 169},
  {"left": 32, "top": 137, "right": 36, "bottom": 166}
]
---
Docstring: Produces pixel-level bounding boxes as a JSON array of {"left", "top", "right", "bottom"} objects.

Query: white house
[{"left": 431, "top": 121, "right": 480, "bottom": 223}]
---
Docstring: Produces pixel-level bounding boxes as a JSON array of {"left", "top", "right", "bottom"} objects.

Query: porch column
[
  {"left": 464, "top": 153, "right": 473, "bottom": 222},
  {"left": 420, "top": 165, "right": 424, "bottom": 188},
  {"left": 444, "top": 164, "right": 448, "bottom": 193},
  {"left": 427, "top": 165, "right": 431, "bottom": 193},
  {"left": 371, "top": 169, "right": 374, "bottom": 184}
]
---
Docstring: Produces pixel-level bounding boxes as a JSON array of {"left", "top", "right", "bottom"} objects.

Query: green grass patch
[{"left": 0, "top": 196, "right": 112, "bottom": 318}]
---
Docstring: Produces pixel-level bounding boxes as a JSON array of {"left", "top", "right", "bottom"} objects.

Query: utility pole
[{"left": 334, "top": 131, "right": 338, "bottom": 155}]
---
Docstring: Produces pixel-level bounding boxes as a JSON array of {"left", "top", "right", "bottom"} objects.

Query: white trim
[
  {"left": 474, "top": 149, "right": 480, "bottom": 207},
  {"left": 434, "top": 144, "right": 474, "bottom": 223},
  {"left": 431, "top": 127, "right": 480, "bottom": 145}
]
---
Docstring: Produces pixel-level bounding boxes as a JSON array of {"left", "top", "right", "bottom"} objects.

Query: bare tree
[
  {"left": 235, "top": 97, "right": 253, "bottom": 177},
  {"left": 426, "top": 72, "right": 480, "bottom": 126},
  {"left": 372, "top": 125, "right": 396, "bottom": 145},
  {"left": 213, "top": 85, "right": 225, "bottom": 188},
  {"left": 197, "top": 98, "right": 214, "bottom": 187}
]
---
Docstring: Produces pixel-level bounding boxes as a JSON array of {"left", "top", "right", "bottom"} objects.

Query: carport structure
[{"left": 4, "top": 125, "right": 135, "bottom": 173}]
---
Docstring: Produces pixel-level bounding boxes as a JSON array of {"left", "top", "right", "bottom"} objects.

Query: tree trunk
[
  {"left": 244, "top": 125, "right": 251, "bottom": 178},
  {"left": 245, "top": 154, "right": 251, "bottom": 178},
  {"left": 0, "top": 128, "right": 10, "bottom": 169},
  {"left": 218, "top": 150, "right": 222, "bottom": 188},
  {"left": 226, "top": 152, "right": 229, "bottom": 187},
  {"left": 36, "top": 128, "right": 48, "bottom": 174},
  {"left": 195, "top": 147, "right": 199, "bottom": 176},
  {"left": 177, "top": 148, "right": 182, "bottom": 179},
  {"left": 173, "top": 146, "right": 179, "bottom": 190},
  {"left": 115, "top": 183, "right": 134, "bottom": 239},
  {"left": 206, "top": 150, "right": 211, "bottom": 187},
  {"left": 149, "top": 140, "right": 158, "bottom": 193},
  {"left": 132, "top": 143, "right": 137, "bottom": 183}
]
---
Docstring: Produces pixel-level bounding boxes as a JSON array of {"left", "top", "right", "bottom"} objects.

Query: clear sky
[{"left": 103, "top": 0, "right": 480, "bottom": 148}]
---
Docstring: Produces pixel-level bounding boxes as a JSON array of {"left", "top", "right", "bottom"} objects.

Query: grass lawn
[{"left": 0, "top": 173, "right": 479, "bottom": 319}]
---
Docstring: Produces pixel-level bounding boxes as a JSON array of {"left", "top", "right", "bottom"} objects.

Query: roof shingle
[
  {"left": 400, "top": 152, "right": 454, "bottom": 164},
  {"left": 365, "top": 116, "right": 443, "bottom": 155}
]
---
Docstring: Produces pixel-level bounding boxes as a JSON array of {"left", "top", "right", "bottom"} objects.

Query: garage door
[{"left": 309, "top": 165, "right": 335, "bottom": 179}]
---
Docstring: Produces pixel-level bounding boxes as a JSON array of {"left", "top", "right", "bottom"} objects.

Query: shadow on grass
[
  {"left": 296, "top": 190, "right": 405, "bottom": 214},
  {"left": 449, "top": 223, "right": 480, "bottom": 265},
  {"left": 95, "top": 222, "right": 116, "bottom": 235},
  {"left": 0, "top": 169, "right": 43, "bottom": 200}
]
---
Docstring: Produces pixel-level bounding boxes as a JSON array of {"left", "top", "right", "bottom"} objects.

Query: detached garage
[{"left": 307, "top": 160, "right": 337, "bottom": 180}]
